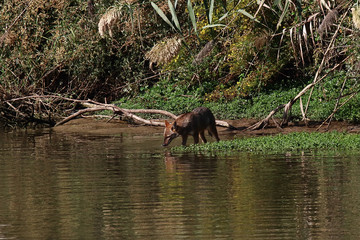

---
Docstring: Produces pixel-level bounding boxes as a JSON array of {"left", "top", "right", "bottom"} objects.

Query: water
[{"left": 1, "top": 127, "right": 360, "bottom": 239}]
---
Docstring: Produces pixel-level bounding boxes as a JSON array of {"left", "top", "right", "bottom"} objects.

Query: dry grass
[
  {"left": 353, "top": 7, "right": 360, "bottom": 29},
  {"left": 98, "top": 7, "right": 124, "bottom": 37},
  {"left": 145, "top": 37, "right": 182, "bottom": 66}
]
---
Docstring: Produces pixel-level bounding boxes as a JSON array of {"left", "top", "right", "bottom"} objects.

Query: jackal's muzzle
[{"left": 162, "top": 133, "right": 178, "bottom": 146}]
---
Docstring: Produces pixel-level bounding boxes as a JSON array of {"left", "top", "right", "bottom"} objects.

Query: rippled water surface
[{"left": 1, "top": 127, "right": 360, "bottom": 239}]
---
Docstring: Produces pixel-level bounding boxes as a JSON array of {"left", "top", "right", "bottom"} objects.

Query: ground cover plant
[
  {"left": 171, "top": 131, "right": 360, "bottom": 154},
  {"left": 115, "top": 73, "right": 360, "bottom": 122}
]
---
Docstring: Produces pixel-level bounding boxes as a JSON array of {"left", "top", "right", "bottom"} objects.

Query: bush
[{"left": 0, "top": 0, "right": 165, "bottom": 101}]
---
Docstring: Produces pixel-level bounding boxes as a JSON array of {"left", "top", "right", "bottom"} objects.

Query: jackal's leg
[
  {"left": 199, "top": 131, "right": 207, "bottom": 143},
  {"left": 181, "top": 135, "right": 188, "bottom": 146},
  {"left": 209, "top": 124, "right": 220, "bottom": 142},
  {"left": 193, "top": 133, "right": 199, "bottom": 144}
]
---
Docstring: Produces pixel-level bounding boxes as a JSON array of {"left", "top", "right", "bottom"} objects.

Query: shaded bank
[
  {"left": 51, "top": 118, "right": 360, "bottom": 136},
  {"left": 51, "top": 118, "right": 360, "bottom": 154}
]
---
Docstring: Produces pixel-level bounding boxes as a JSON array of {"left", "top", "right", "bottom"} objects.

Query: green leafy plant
[{"left": 172, "top": 131, "right": 360, "bottom": 154}]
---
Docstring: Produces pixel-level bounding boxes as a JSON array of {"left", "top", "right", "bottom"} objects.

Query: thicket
[
  {"left": 0, "top": 0, "right": 163, "bottom": 100},
  {"left": 0, "top": 0, "right": 359, "bottom": 127}
]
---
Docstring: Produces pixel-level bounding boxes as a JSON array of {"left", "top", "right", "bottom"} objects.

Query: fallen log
[
  {"left": 55, "top": 104, "right": 168, "bottom": 127},
  {"left": 54, "top": 100, "right": 235, "bottom": 129},
  {"left": 3, "top": 95, "right": 236, "bottom": 129}
]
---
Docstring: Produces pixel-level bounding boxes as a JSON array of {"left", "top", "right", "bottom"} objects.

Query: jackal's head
[{"left": 162, "top": 120, "right": 179, "bottom": 146}]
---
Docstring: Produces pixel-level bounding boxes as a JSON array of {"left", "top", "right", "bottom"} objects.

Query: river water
[{"left": 1, "top": 124, "right": 360, "bottom": 239}]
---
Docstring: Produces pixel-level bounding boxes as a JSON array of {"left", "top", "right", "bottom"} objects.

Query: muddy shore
[{"left": 53, "top": 118, "right": 360, "bottom": 137}]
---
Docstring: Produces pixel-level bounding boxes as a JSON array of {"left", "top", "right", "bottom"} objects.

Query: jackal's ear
[{"left": 165, "top": 120, "right": 170, "bottom": 127}]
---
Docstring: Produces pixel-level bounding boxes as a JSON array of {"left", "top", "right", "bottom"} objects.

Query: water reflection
[{"left": 0, "top": 129, "right": 360, "bottom": 239}]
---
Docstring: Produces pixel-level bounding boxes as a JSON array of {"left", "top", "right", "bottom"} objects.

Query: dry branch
[
  {"left": 248, "top": 54, "right": 351, "bottom": 131},
  {"left": 55, "top": 107, "right": 102, "bottom": 126},
  {"left": 49, "top": 99, "right": 234, "bottom": 129},
  {"left": 303, "top": 9, "right": 349, "bottom": 118},
  {"left": 55, "top": 102, "right": 170, "bottom": 127},
  {"left": 252, "top": 2, "right": 353, "bottom": 131},
  {"left": 215, "top": 120, "right": 236, "bottom": 129},
  {"left": 123, "top": 108, "right": 177, "bottom": 119},
  {"left": 316, "top": 91, "right": 358, "bottom": 131},
  {"left": 247, "top": 104, "right": 285, "bottom": 130},
  {"left": 247, "top": 78, "right": 319, "bottom": 130},
  {"left": 2, "top": 94, "right": 235, "bottom": 129}
]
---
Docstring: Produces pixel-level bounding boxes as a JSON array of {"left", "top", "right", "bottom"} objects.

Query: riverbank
[{"left": 52, "top": 117, "right": 360, "bottom": 137}]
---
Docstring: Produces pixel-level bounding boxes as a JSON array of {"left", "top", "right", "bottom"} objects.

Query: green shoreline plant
[
  {"left": 171, "top": 132, "right": 360, "bottom": 154},
  {"left": 115, "top": 72, "right": 360, "bottom": 122}
]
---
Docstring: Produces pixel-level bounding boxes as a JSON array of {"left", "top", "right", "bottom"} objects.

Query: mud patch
[
  {"left": 53, "top": 118, "right": 163, "bottom": 136},
  {"left": 52, "top": 118, "right": 360, "bottom": 138},
  {"left": 225, "top": 118, "right": 360, "bottom": 136}
]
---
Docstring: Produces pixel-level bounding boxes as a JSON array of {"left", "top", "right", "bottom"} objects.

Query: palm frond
[
  {"left": 151, "top": 2, "right": 176, "bottom": 31},
  {"left": 187, "top": 0, "right": 198, "bottom": 35}
]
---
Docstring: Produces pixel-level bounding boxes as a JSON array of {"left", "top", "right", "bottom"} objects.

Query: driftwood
[
  {"left": 54, "top": 102, "right": 170, "bottom": 127},
  {"left": 2, "top": 94, "right": 234, "bottom": 129},
  {"left": 55, "top": 100, "right": 235, "bottom": 129}
]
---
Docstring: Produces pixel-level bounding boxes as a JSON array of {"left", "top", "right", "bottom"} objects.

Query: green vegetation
[
  {"left": 172, "top": 132, "right": 360, "bottom": 154},
  {"left": 0, "top": 0, "right": 163, "bottom": 100},
  {"left": 115, "top": 72, "right": 360, "bottom": 121},
  {"left": 1, "top": 0, "right": 360, "bottom": 126}
]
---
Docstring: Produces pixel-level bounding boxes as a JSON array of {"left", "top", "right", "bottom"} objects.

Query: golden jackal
[{"left": 163, "top": 107, "right": 220, "bottom": 146}]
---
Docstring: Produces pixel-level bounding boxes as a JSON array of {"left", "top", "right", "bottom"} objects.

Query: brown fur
[{"left": 163, "top": 107, "right": 220, "bottom": 146}]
